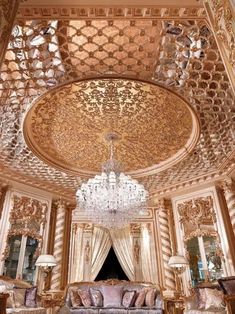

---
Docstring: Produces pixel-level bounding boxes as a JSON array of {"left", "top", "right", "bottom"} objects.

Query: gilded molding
[
  {"left": 133, "top": 240, "right": 140, "bottom": 264},
  {"left": 16, "top": 5, "right": 207, "bottom": 20},
  {"left": 178, "top": 196, "right": 215, "bottom": 225},
  {"left": 0, "top": 0, "right": 19, "bottom": 66},
  {"left": 130, "top": 223, "right": 141, "bottom": 234},
  {"left": 2, "top": 194, "right": 48, "bottom": 260},
  {"left": 23, "top": 78, "right": 198, "bottom": 177},
  {"left": 177, "top": 196, "right": 217, "bottom": 240},
  {"left": 204, "top": 0, "right": 235, "bottom": 93}
]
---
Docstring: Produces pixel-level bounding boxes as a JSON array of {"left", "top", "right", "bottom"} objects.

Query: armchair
[{"left": 218, "top": 276, "right": 235, "bottom": 314}]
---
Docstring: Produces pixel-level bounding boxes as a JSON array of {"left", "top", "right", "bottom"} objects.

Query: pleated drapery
[
  {"left": 70, "top": 226, "right": 112, "bottom": 282},
  {"left": 91, "top": 227, "right": 112, "bottom": 280},
  {"left": 70, "top": 224, "right": 157, "bottom": 283},
  {"left": 110, "top": 226, "right": 135, "bottom": 280}
]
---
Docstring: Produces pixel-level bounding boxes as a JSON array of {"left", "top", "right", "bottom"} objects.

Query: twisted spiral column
[
  {"left": 156, "top": 199, "right": 175, "bottom": 291},
  {"left": 221, "top": 180, "right": 235, "bottom": 237},
  {"left": 51, "top": 200, "right": 66, "bottom": 291}
]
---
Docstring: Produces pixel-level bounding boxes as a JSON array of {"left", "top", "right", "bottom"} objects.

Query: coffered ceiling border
[
  {"left": 1, "top": 160, "right": 234, "bottom": 203},
  {"left": 17, "top": 5, "right": 207, "bottom": 20}
]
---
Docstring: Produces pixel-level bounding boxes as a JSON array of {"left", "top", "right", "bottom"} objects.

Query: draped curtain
[
  {"left": 70, "top": 225, "right": 112, "bottom": 282},
  {"left": 91, "top": 227, "right": 112, "bottom": 280},
  {"left": 141, "top": 224, "right": 158, "bottom": 283},
  {"left": 110, "top": 226, "right": 134, "bottom": 280}
]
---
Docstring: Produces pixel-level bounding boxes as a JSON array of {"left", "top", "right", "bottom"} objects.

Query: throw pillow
[
  {"left": 69, "top": 288, "right": 82, "bottom": 308},
  {"left": 77, "top": 289, "right": 92, "bottom": 307},
  {"left": 197, "top": 288, "right": 206, "bottom": 310},
  {"left": 90, "top": 288, "right": 103, "bottom": 307},
  {"left": 102, "top": 285, "right": 123, "bottom": 308},
  {"left": 184, "top": 295, "right": 198, "bottom": 310},
  {"left": 6, "top": 290, "right": 15, "bottom": 308},
  {"left": 13, "top": 288, "right": 27, "bottom": 308},
  {"left": 204, "top": 288, "right": 225, "bottom": 310},
  {"left": 145, "top": 288, "right": 156, "bottom": 307},
  {"left": 25, "top": 286, "right": 37, "bottom": 308},
  {"left": 135, "top": 289, "right": 147, "bottom": 307},
  {"left": 122, "top": 290, "right": 136, "bottom": 308},
  {"left": 0, "top": 285, "right": 7, "bottom": 293}
]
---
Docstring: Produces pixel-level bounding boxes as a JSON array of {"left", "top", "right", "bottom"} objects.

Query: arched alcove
[{"left": 95, "top": 246, "right": 128, "bottom": 281}]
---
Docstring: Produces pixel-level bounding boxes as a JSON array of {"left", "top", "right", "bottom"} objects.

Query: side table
[
  {"left": 41, "top": 291, "right": 63, "bottom": 314},
  {"left": 0, "top": 293, "right": 9, "bottom": 314},
  {"left": 164, "top": 297, "right": 185, "bottom": 314}
]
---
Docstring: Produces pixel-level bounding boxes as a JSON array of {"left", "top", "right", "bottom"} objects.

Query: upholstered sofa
[
  {"left": 184, "top": 283, "right": 226, "bottom": 314},
  {"left": 0, "top": 276, "right": 46, "bottom": 314},
  {"left": 59, "top": 279, "right": 164, "bottom": 314}
]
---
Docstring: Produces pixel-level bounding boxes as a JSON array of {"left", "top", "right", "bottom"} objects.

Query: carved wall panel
[{"left": 177, "top": 196, "right": 216, "bottom": 241}]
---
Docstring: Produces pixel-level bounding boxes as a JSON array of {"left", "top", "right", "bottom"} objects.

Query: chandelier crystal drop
[{"left": 76, "top": 133, "right": 148, "bottom": 229}]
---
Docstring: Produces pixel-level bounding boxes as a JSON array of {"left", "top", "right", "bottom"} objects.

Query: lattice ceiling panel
[{"left": 0, "top": 18, "right": 234, "bottom": 197}]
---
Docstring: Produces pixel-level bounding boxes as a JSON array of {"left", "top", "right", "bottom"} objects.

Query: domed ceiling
[
  {"left": 23, "top": 78, "right": 199, "bottom": 176},
  {"left": 0, "top": 2, "right": 234, "bottom": 199}
]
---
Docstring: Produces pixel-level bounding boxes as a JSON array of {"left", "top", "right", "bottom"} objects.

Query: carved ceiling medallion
[{"left": 23, "top": 78, "right": 200, "bottom": 177}]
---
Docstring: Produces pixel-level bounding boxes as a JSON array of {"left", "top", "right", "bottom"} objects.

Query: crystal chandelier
[{"left": 76, "top": 133, "right": 148, "bottom": 229}]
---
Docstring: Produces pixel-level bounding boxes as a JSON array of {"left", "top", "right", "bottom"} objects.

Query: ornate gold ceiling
[
  {"left": 23, "top": 78, "right": 199, "bottom": 176},
  {"left": 0, "top": 2, "right": 234, "bottom": 198}
]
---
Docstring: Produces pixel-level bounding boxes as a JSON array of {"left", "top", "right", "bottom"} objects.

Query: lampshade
[
  {"left": 168, "top": 255, "right": 188, "bottom": 268},
  {"left": 35, "top": 254, "right": 57, "bottom": 267}
]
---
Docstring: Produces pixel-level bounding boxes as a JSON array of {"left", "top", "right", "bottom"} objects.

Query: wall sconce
[
  {"left": 35, "top": 254, "right": 57, "bottom": 292},
  {"left": 168, "top": 255, "right": 188, "bottom": 297}
]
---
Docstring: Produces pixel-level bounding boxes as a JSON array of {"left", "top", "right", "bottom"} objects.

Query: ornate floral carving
[
  {"left": 85, "top": 240, "right": 91, "bottom": 263},
  {"left": 2, "top": 195, "right": 48, "bottom": 260},
  {"left": 204, "top": 0, "right": 235, "bottom": 93},
  {"left": 133, "top": 240, "right": 140, "bottom": 264},
  {"left": 9, "top": 194, "right": 48, "bottom": 233},
  {"left": 184, "top": 229, "right": 217, "bottom": 242},
  {"left": 178, "top": 196, "right": 215, "bottom": 226},
  {"left": 178, "top": 196, "right": 217, "bottom": 240},
  {"left": 130, "top": 223, "right": 141, "bottom": 234},
  {"left": 24, "top": 78, "right": 197, "bottom": 176}
]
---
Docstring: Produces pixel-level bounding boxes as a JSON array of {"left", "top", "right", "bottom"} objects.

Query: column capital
[
  {"left": 153, "top": 197, "right": 172, "bottom": 213},
  {"left": 217, "top": 179, "right": 235, "bottom": 194},
  {"left": 130, "top": 223, "right": 141, "bottom": 235}
]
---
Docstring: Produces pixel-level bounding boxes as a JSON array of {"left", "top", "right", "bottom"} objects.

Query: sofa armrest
[
  {"left": 57, "top": 305, "right": 71, "bottom": 314},
  {"left": 184, "top": 295, "right": 198, "bottom": 310}
]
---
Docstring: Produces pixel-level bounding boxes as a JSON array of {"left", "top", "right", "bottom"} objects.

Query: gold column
[
  {"left": 204, "top": 0, "right": 235, "bottom": 94},
  {"left": 130, "top": 223, "right": 143, "bottom": 281},
  {"left": 0, "top": 0, "right": 20, "bottom": 67},
  {"left": 50, "top": 199, "right": 66, "bottom": 291},
  {"left": 155, "top": 199, "right": 176, "bottom": 292}
]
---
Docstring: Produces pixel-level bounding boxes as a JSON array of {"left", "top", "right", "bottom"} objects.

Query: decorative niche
[
  {"left": 2, "top": 194, "right": 48, "bottom": 284},
  {"left": 177, "top": 195, "right": 224, "bottom": 286}
]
